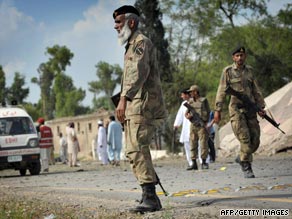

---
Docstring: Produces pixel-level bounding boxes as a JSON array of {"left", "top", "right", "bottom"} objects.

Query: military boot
[
  {"left": 129, "top": 183, "right": 162, "bottom": 213},
  {"left": 186, "top": 160, "right": 198, "bottom": 170},
  {"left": 240, "top": 161, "right": 255, "bottom": 178},
  {"left": 137, "top": 183, "right": 162, "bottom": 209},
  {"left": 234, "top": 155, "right": 240, "bottom": 164},
  {"left": 201, "top": 159, "right": 209, "bottom": 169}
]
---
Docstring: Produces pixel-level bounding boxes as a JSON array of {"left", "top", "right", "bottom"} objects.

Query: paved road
[{"left": 0, "top": 152, "right": 292, "bottom": 218}]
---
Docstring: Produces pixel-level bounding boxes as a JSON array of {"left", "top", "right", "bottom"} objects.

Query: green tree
[
  {"left": 91, "top": 96, "right": 109, "bottom": 110},
  {"left": 54, "top": 73, "right": 73, "bottom": 117},
  {"left": 159, "top": 0, "right": 291, "bottom": 130},
  {"left": 88, "top": 61, "right": 122, "bottom": 110},
  {"left": 135, "top": 0, "right": 172, "bottom": 82},
  {"left": 207, "top": 20, "right": 292, "bottom": 97},
  {"left": 278, "top": 3, "right": 292, "bottom": 27},
  {"left": 7, "top": 72, "right": 29, "bottom": 104},
  {"left": 243, "top": 24, "right": 292, "bottom": 96},
  {"left": 134, "top": 0, "right": 175, "bottom": 150},
  {"left": 216, "top": 0, "right": 267, "bottom": 28},
  {"left": 32, "top": 45, "right": 75, "bottom": 119},
  {"left": 0, "top": 66, "right": 6, "bottom": 104},
  {"left": 54, "top": 73, "right": 87, "bottom": 117},
  {"left": 46, "top": 45, "right": 74, "bottom": 74},
  {"left": 24, "top": 102, "right": 42, "bottom": 122},
  {"left": 62, "top": 88, "right": 87, "bottom": 116},
  {"left": 161, "top": 0, "right": 268, "bottom": 68},
  {"left": 32, "top": 63, "right": 55, "bottom": 119}
]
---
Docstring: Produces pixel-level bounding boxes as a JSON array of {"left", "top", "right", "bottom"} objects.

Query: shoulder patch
[
  {"left": 223, "top": 65, "right": 232, "bottom": 79},
  {"left": 134, "top": 40, "right": 145, "bottom": 56},
  {"left": 224, "top": 65, "right": 232, "bottom": 73}
]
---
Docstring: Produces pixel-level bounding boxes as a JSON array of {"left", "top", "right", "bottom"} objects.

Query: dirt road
[{"left": 1, "top": 152, "right": 292, "bottom": 218}]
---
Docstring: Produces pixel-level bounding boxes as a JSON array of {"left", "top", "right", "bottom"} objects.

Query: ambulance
[{"left": 0, "top": 102, "right": 41, "bottom": 176}]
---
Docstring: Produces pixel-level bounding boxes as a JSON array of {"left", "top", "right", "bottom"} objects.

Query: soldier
[
  {"left": 214, "top": 46, "right": 266, "bottom": 178},
  {"left": 113, "top": 5, "right": 166, "bottom": 213},
  {"left": 185, "top": 85, "right": 210, "bottom": 170}
]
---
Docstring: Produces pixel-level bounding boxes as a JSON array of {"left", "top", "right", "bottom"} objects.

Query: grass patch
[
  {"left": 0, "top": 196, "right": 81, "bottom": 219},
  {"left": 0, "top": 192, "right": 144, "bottom": 219}
]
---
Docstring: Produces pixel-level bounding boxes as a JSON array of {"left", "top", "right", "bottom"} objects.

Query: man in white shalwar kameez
[
  {"left": 107, "top": 115, "right": 123, "bottom": 166},
  {"left": 173, "top": 89, "right": 193, "bottom": 170},
  {"left": 66, "top": 122, "right": 80, "bottom": 167},
  {"left": 96, "top": 120, "right": 109, "bottom": 165}
]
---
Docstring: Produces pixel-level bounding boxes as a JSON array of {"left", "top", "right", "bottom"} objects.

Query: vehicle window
[{"left": 0, "top": 117, "right": 36, "bottom": 136}]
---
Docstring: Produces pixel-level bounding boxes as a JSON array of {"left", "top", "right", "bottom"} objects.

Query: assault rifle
[
  {"left": 112, "top": 93, "right": 168, "bottom": 196},
  {"left": 183, "top": 102, "right": 214, "bottom": 144},
  {"left": 183, "top": 102, "right": 205, "bottom": 127},
  {"left": 155, "top": 172, "right": 169, "bottom": 196},
  {"left": 225, "top": 85, "right": 285, "bottom": 134},
  {"left": 111, "top": 92, "right": 121, "bottom": 108}
]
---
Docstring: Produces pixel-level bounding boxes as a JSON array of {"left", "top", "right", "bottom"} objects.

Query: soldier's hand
[
  {"left": 214, "top": 111, "right": 221, "bottom": 124},
  {"left": 206, "top": 123, "right": 212, "bottom": 131},
  {"left": 258, "top": 109, "right": 266, "bottom": 118},
  {"left": 116, "top": 96, "right": 127, "bottom": 123},
  {"left": 185, "top": 112, "right": 192, "bottom": 120}
]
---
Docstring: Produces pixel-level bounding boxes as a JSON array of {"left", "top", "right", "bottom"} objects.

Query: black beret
[
  {"left": 232, "top": 46, "right": 245, "bottom": 55},
  {"left": 113, "top": 5, "right": 140, "bottom": 19}
]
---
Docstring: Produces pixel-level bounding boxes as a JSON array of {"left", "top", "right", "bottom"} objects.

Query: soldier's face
[
  {"left": 114, "top": 14, "right": 126, "bottom": 33},
  {"left": 232, "top": 52, "right": 246, "bottom": 66},
  {"left": 114, "top": 14, "right": 132, "bottom": 45},
  {"left": 191, "top": 90, "right": 198, "bottom": 99}
]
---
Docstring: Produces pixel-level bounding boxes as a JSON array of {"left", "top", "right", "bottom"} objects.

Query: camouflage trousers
[
  {"left": 230, "top": 112, "right": 260, "bottom": 162},
  {"left": 190, "top": 125, "right": 209, "bottom": 160},
  {"left": 124, "top": 119, "right": 158, "bottom": 185}
]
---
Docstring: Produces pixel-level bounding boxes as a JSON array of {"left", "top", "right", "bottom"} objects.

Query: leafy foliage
[
  {"left": 88, "top": 61, "right": 122, "bottom": 110},
  {"left": 2, "top": 1, "right": 292, "bottom": 153},
  {"left": 6, "top": 72, "right": 29, "bottom": 104},
  {"left": 135, "top": 0, "right": 172, "bottom": 82},
  {"left": 32, "top": 45, "right": 87, "bottom": 119},
  {"left": 54, "top": 73, "right": 87, "bottom": 117},
  {"left": 160, "top": 0, "right": 292, "bottom": 127},
  {"left": 24, "top": 102, "right": 42, "bottom": 122}
]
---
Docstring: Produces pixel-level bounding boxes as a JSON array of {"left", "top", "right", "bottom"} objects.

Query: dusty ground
[{"left": 1, "top": 152, "right": 292, "bottom": 219}]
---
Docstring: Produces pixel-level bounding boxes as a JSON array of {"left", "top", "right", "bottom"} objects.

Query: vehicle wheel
[
  {"left": 20, "top": 168, "right": 27, "bottom": 176},
  {"left": 29, "top": 160, "right": 41, "bottom": 175}
]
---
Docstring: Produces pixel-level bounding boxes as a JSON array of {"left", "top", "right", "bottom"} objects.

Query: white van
[{"left": 0, "top": 104, "right": 41, "bottom": 176}]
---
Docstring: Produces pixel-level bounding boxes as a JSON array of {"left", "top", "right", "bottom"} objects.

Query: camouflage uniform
[
  {"left": 122, "top": 30, "right": 166, "bottom": 185},
  {"left": 187, "top": 97, "right": 210, "bottom": 161},
  {"left": 215, "top": 63, "right": 265, "bottom": 162}
]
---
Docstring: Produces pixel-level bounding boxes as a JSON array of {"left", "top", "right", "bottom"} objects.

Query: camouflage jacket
[
  {"left": 187, "top": 97, "right": 210, "bottom": 124},
  {"left": 121, "top": 30, "right": 166, "bottom": 122},
  {"left": 215, "top": 63, "right": 265, "bottom": 117}
]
